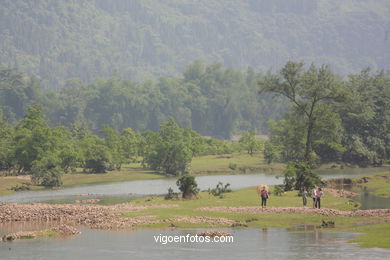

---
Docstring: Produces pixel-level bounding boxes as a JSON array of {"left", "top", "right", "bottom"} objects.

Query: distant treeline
[
  {"left": 0, "top": 104, "right": 243, "bottom": 187},
  {"left": 0, "top": 62, "right": 286, "bottom": 138}
]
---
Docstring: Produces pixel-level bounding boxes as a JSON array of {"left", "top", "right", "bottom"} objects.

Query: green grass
[
  {"left": 0, "top": 177, "right": 44, "bottom": 196},
  {"left": 62, "top": 166, "right": 164, "bottom": 187},
  {"left": 123, "top": 187, "right": 361, "bottom": 229},
  {"left": 124, "top": 186, "right": 390, "bottom": 248},
  {"left": 132, "top": 186, "right": 359, "bottom": 210},
  {"left": 0, "top": 153, "right": 284, "bottom": 195},
  {"left": 190, "top": 152, "right": 285, "bottom": 175},
  {"left": 357, "top": 171, "right": 390, "bottom": 198},
  {"left": 346, "top": 221, "right": 390, "bottom": 248},
  {"left": 37, "top": 230, "right": 59, "bottom": 238}
]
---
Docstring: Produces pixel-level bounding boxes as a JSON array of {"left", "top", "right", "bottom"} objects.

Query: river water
[
  {"left": 1, "top": 227, "right": 389, "bottom": 260},
  {"left": 1, "top": 167, "right": 389, "bottom": 204},
  {"left": 1, "top": 167, "right": 390, "bottom": 259}
]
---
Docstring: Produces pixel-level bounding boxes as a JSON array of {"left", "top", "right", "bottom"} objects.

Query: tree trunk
[{"left": 305, "top": 119, "right": 314, "bottom": 163}]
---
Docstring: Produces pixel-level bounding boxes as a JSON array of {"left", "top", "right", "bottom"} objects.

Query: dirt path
[
  {"left": 0, "top": 203, "right": 234, "bottom": 229},
  {"left": 198, "top": 206, "right": 390, "bottom": 217},
  {"left": 2, "top": 203, "right": 389, "bottom": 232}
]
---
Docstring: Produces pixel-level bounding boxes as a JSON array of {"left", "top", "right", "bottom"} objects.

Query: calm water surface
[
  {"left": 1, "top": 166, "right": 389, "bottom": 204},
  {"left": 1, "top": 228, "right": 389, "bottom": 260}
]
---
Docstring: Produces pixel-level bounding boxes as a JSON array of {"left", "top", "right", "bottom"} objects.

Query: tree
[
  {"left": 263, "top": 140, "right": 281, "bottom": 164},
  {"left": 30, "top": 153, "right": 62, "bottom": 187},
  {"left": 239, "top": 131, "right": 261, "bottom": 156},
  {"left": 337, "top": 69, "right": 390, "bottom": 166},
  {"left": 282, "top": 162, "right": 321, "bottom": 191},
  {"left": 13, "top": 104, "right": 50, "bottom": 173},
  {"left": 259, "top": 62, "right": 343, "bottom": 164},
  {"left": 121, "top": 128, "right": 139, "bottom": 163},
  {"left": 0, "top": 109, "right": 15, "bottom": 172},
  {"left": 80, "top": 134, "right": 112, "bottom": 173},
  {"left": 144, "top": 119, "right": 193, "bottom": 175},
  {"left": 101, "top": 125, "right": 125, "bottom": 170},
  {"left": 176, "top": 174, "right": 199, "bottom": 199}
]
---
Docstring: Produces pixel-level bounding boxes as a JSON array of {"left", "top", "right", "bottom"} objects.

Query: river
[
  {"left": 1, "top": 166, "right": 389, "bottom": 204},
  {"left": 1, "top": 227, "right": 389, "bottom": 260},
  {"left": 1, "top": 167, "right": 390, "bottom": 259}
]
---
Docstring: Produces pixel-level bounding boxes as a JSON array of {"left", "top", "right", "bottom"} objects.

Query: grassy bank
[
  {"left": 128, "top": 187, "right": 360, "bottom": 225},
  {"left": 123, "top": 186, "right": 389, "bottom": 248},
  {"left": 0, "top": 153, "right": 281, "bottom": 195},
  {"left": 356, "top": 171, "right": 390, "bottom": 198},
  {"left": 191, "top": 152, "right": 285, "bottom": 175}
]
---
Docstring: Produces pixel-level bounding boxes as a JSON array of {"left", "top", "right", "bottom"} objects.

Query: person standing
[
  {"left": 311, "top": 187, "right": 317, "bottom": 208},
  {"left": 316, "top": 187, "right": 324, "bottom": 209},
  {"left": 260, "top": 187, "right": 269, "bottom": 208},
  {"left": 302, "top": 187, "right": 308, "bottom": 207}
]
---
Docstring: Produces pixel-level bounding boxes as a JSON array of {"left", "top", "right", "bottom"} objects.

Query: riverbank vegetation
[
  {"left": 261, "top": 63, "right": 390, "bottom": 168},
  {"left": 1, "top": 61, "right": 389, "bottom": 192},
  {"left": 0, "top": 152, "right": 277, "bottom": 195},
  {"left": 130, "top": 186, "right": 389, "bottom": 248},
  {"left": 357, "top": 171, "right": 390, "bottom": 198}
]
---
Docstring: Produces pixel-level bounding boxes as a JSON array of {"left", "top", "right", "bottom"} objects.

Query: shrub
[
  {"left": 228, "top": 163, "right": 237, "bottom": 170},
  {"left": 209, "top": 182, "right": 231, "bottom": 197},
  {"left": 164, "top": 187, "right": 179, "bottom": 200},
  {"left": 176, "top": 174, "right": 199, "bottom": 199},
  {"left": 273, "top": 185, "right": 285, "bottom": 196}
]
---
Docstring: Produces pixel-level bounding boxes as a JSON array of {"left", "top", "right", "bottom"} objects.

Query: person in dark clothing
[
  {"left": 316, "top": 187, "right": 324, "bottom": 209},
  {"left": 260, "top": 187, "right": 269, "bottom": 208}
]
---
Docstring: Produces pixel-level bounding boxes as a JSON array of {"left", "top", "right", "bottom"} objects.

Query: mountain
[{"left": 0, "top": 0, "right": 389, "bottom": 89}]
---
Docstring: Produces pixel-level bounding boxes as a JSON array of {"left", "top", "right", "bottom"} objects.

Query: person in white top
[{"left": 311, "top": 187, "right": 317, "bottom": 208}]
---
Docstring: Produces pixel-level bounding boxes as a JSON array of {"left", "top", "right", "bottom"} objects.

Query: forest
[
  {"left": 0, "top": 0, "right": 389, "bottom": 89},
  {"left": 0, "top": 61, "right": 389, "bottom": 187},
  {"left": 0, "top": 0, "right": 389, "bottom": 189}
]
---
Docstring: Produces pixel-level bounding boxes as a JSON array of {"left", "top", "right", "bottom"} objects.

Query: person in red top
[
  {"left": 316, "top": 187, "right": 324, "bottom": 209},
  {"left": 260, "top": 187, "right": 269, "bottom": 208}
]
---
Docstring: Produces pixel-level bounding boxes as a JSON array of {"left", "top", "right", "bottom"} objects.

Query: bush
[
  {"left": 30, "top": 155, "right": 63, "bottom": 187},
  {"left": 282, "top": 162, "right": 321, "bottom": 191},
  {"left": 273, "top": 185, "right": 285, "bottom": 196},
  {"left": 164, "top": 187, "right": 179, "bottom": 200},
  {"left": 83, "top": 144, "right": 111, "bottom": 173},
  {"left": 209, "top": 182, "right": 231, "bottom": 197},
  {"left": 228, "top": 163, "right": 237, "bottom": 170},
  {"left": 176, "top": 174, "right": 199, "bottom": 199}
]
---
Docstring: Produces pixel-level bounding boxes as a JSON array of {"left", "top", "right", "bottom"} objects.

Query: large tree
[
  {"left": 143, "top": 119, "right": 193, "bottom": 175},
  {"left": 259, "top": 62, "right": 343, "bottom": 164}
]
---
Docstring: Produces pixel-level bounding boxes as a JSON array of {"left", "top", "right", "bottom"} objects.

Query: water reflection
[{"left": 1, "top": 228, "right": 389, "bottom": 260}]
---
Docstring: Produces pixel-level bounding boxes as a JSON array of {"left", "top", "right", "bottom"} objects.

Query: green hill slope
[{"left": 0, "top": 0, "right": 389, "bottom": 89}]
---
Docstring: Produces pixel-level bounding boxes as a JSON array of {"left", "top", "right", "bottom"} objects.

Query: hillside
[{"left": 0, "top": 0, "right": 389, "bottom": 89}]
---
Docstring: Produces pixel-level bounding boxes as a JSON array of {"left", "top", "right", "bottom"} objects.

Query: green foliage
[
  {"left": 261, "top": 63, "right": 389, "bottom": 167},
  {"left": 1, "top": 63, "right": 286, "bottom": 139},
  {"left": 263, "top": 140, "right": 281, "bottom": 164},
  {"left": 273, "top": 185, "right": 285, "bottom": 196},
  {"left": 338, "top": 69, "right": 390, "bottom": 166},
  {"left": 228, "top": 163, "right": 237, "bottom": 170},
  {"left": 143, "top": 119, "right": 193, "bottom": 175},
  {"left": 239, "top": 132, "right": 262, "bottom": 156},
  {"left": 0, "top": 109, "right": 15, "bottom": 172},
  {"left": 0, "top": 1, "right": 388, "bottom": 89},
  {"left": 260, "top": 62, "right": 344, "bottom": 164},
  {"left": 30, "top": 153, "right": 63, "bottom": 187},
  {"left": 208, "top": 182, "right": 231, "bottom": 197},
  {"left": 83, "top": 143, "right": 111, "bottom": 174},
  {"left": 282, "top": 162, "right": 321, "bottom": 191},
  {"left": 176, "top": 174, "right": 199, "bottom": 199},
  {"left": 164, "top": 187, "right": 179, "bottom": 200}
]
